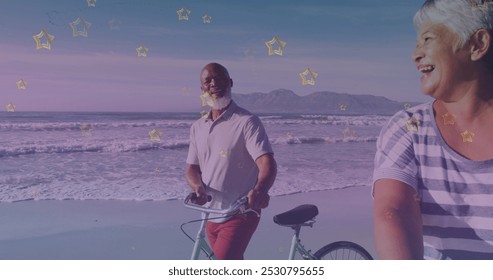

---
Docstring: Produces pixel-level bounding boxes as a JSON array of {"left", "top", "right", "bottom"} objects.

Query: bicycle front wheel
[{"left": 314, "top": 241, "right": 373, "bottom": 260}]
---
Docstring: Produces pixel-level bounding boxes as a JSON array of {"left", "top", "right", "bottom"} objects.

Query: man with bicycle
[{"left": 185, "top": 62, "right": 277, "bottom": 260}]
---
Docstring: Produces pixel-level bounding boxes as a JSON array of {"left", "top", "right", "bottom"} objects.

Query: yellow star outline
[
  {"left": 69, "top": 17, "right": 92, "bottom": 37},
  {"left": 16, "top": 79, "right": 27, "bottom": 90},
  {"left": 405, "top": 117, "right": 420, "bottom": 132},
  {"left": 299, "top": 67, "right": 318, "bottom": 86},
  {"left": 339, "top": 104, "right": 347, "bottom": 111},
  {"left": 6, "top": 103, "right": 15, "bottom": 112},
  {"left": 202, "top": 14, "right": 212, "bottom": 24},
  {"left": 149, "top": 128, "right": 163, "bottom": 142},
  {"left": 264, "top": 36, "right": 286, "bottom": 56},
  {"left": 108, "top": 18, "right": 122, "bottom": 31},
  {"left": 136, "top": 45, "right": 149, "bottom": 57},
  {"left": 80, "top": 123, "right": 93, "bottom": 137},
  {"left": 199, "top": 91, "right": 216, "bottom": 107},
  {"left": 404, "top": 103, "right": 411, "bottom": 110},
  {"left": 219, "top": 150, "right": 228, "bottom": 158},
  {"left": 33, "top": 29, "right": 55, "bottom": 50},
  {"left": 460, "top": 130, "right": 475, "bottom": 143},
  {"left": 177, "top": 7, "right": 191, "bottom": 21},
  {"left": 342, "top": 127, "right": 356, "bottom": 141},
  {"left": 243, "top": 48, "right": 256, "bottom": 60},
  {"left": 200, "top": 110, "right": 209, "bottom": 119},
  {"left": 442, "top": 112, "right": 456, "bottom": 125},
  {"left": 30, "top": 188, "right": 40, "bottom": 198},
  {"left": 86, "top": 0, "right": 96, "bottom": 7},
  {"left": 180, "top": 87, "right": 191, "bottom": 96}
]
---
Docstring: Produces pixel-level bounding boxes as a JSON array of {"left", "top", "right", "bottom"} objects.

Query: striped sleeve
[{"left": 373, "top": 110, "right": 419, "bottom": 191}]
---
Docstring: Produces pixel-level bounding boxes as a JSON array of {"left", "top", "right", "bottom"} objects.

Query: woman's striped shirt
[{"left": 373, "top": 101, "right": 493, "bottom": 259}]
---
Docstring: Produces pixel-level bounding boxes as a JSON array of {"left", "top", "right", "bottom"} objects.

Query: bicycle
[
  {"left": 273, "top": 203, "right": 373, "bottom": 260},
  {"left": 182, "top": 194, "right": 373, "bottom": 260}
]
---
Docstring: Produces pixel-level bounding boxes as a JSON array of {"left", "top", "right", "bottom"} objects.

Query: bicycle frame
[
  {"left": 183, "top": 195, "right": 248, "bottom": 260},
  {"left": 190, "top": 212, "right": 215, "bottom": 260},
  {"left": 286, "top": 222, "right": 317, "bottom": 260}
]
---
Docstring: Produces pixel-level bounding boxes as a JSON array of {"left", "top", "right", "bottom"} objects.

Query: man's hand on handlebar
[
  {"left": 247, "top": 188, "right": 270, "bottom": 210},
  {"left": 190, "top": 185, "right": 209, "bottom": 205}
]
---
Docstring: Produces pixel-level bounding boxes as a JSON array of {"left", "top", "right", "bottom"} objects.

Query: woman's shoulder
[
  {"left": 389, "top": 101, "right": 431, "bottom": 121},
  {"left": 376, "top": 101, "right": 435, "bottom": 150},
  {"left": 383, "top": 101, "right": 432, "bottom": 132}
]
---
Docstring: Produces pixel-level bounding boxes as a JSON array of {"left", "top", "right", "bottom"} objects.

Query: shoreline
[{"left": 0, "top": 186, "right": 375, "bottom": 260}]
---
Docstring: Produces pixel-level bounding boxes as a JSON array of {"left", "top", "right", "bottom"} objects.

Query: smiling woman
[{"left": 373, "top": 0, "right": 493, "bottom": 260}]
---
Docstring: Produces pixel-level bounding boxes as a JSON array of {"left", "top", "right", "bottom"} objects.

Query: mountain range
[{"left": 231, "top": 89, "right": 421, "bottom": 115}]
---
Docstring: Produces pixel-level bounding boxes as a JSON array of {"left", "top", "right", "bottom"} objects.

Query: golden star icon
[
  {"left": 177, "top": 7, "right": 191, "bottom": 20},
  {"left": 69, "top": 17, "right": 92, "bottom": 37},
  {"left": 442, "top": 112, "right": 456, "bottom": 125},
  {"left": 108, "top": 18, "right": 122, "bottom": 31},
  {"left": 149, "top": 128, "right": 163, "bottom": 142},
  {"left": 342, "top": 127, "right": 356, "bottom": 141},
  {"left": 339, "top": 104, "right": 347, "bottom": 111},
  {"left": 80, "top": 123, "right": 94, "bottom": 137},
  {"left": 202, "top": 14, "right": 212, "bottom": 24},
  {"left": 199, "top": 91, "right": 215, "bottom": 107},
  {"left": 6, "top": 103, "right": 15, "bottom": 112},
  {"left": 180, "top": 87, "right": 191, "bottom": 96},
  {"left": 86, "top": 0, "right": 96, "bottom": 7},
  {"left": 16, "top": 79, "right": 27, "bottom": 90},
  {"left": 460, "top": 130, "right": 475, "bottom": 143},
  {"left": 264, "top": 36, "right": 286, "bottom": 56},
  {"left": 219, "top": 150, "right": 228, "bottom": 158},
  {"left": 200, "top": 110, "right": 209, "bottom": 119},
  {"left": 33, "top": 29, "right": 55, "bottom": 50},
  {"left": 299, "top": 67, "right": 318, "bottom": 86},
  {"left": 136, "top": 45, "right": 149, "bottom": 57},
  {"left": 406, "top": 117, "right": 420, "bottom": 132},
  {"left": 243, "top": 48, "right": 256, "bottom": 60}
]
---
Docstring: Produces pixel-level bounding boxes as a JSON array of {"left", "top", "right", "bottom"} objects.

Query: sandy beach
[{"left": 0, "top": 186, "right": 375, "bottom": 260}]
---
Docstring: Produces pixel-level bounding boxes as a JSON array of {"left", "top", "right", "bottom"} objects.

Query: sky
[{"left": 0, "top": 0, "right": 429, "bottom": 112}]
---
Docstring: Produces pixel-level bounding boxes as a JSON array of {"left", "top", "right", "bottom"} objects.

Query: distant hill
[{"left": 231, "top": 89, "right": 421, "bottom": 115}]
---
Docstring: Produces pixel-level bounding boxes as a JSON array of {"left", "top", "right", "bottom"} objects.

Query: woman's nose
[{"left": 412, "top": 45, "right": 424, "bottom": 62}]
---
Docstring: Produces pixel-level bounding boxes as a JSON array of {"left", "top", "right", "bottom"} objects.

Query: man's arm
[
  {"left": 247, "top": 153, "right": 277, "bottom": 210},
  {"left": 185, "top": 164, "right": 207, "bottom": 205},
  {"left": 373, "top": 179, "right": 423, "bottom": 259}
]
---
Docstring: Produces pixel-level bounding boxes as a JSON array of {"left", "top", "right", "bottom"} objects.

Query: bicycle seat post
[{"left": 288, "top": 225, "right": 302, "bottom": 260}]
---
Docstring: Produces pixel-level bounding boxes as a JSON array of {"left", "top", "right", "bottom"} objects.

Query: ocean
[{"left": 0, "top": 111, "right": 390, "bottom": 202}]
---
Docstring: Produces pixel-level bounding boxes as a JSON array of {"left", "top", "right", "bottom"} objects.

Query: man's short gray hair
[{"left": 414, "top": 0, "right": 493, "bottom": 48}]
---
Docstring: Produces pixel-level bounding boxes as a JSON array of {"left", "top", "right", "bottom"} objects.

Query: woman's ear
[{"left": 470, "top": 29, "right": 491, "bottom": 61}]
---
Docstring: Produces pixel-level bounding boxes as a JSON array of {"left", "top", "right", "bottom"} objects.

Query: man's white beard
[{"left": 210, "top": 89, "right": 232, "bottom": 110}]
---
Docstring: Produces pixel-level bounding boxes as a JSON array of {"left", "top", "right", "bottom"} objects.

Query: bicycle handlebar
[{"left": 183, "top": 193, "right": 248, "bottom": 215}]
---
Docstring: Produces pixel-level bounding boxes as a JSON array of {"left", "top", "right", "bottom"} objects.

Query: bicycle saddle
[{"left": 273, "top": 204, "right": 318, "bottom": 226}]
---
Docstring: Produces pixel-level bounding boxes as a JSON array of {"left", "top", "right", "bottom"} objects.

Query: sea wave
[
  {"left": 0, "top": 135, "right": 376, "bottom": 157},
  {"left": 0, "top": 120, "right": 194, "bottom": 132},
  {"left": 0, "top": 139, "right": 190, "bottom": 157},
  {"left": 271, "top": 135, "right": 377, "bottom": 145},
  {"left": 262, "top": 115, "right": 389, "bottom": 126}
]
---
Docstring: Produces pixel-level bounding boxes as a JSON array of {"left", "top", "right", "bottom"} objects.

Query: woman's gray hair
[{"left": 414, "top": 0, "right": 493, "bottom": 48}]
